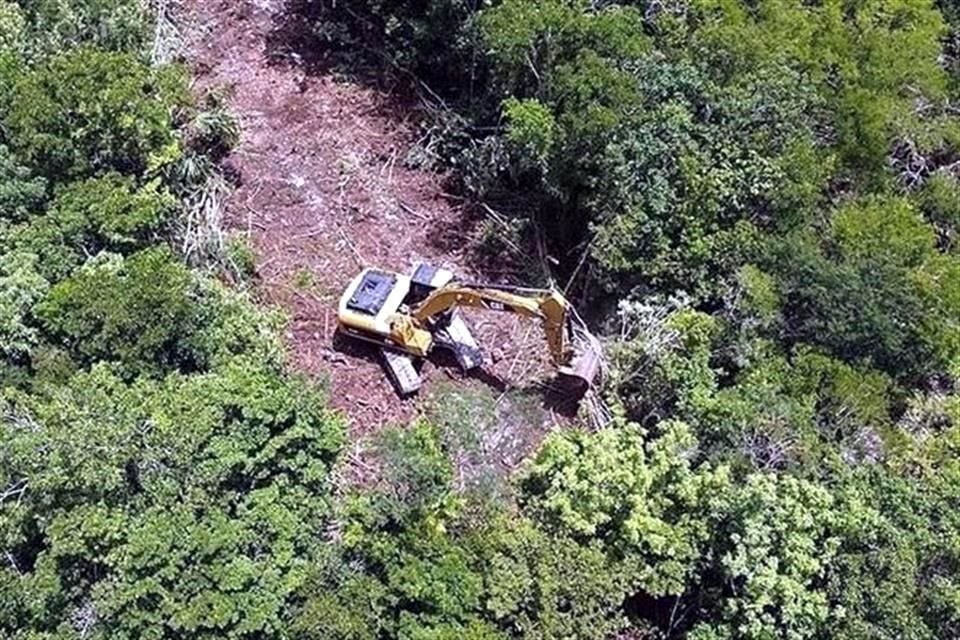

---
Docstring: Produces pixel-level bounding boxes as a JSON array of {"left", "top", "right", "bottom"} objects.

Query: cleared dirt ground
[{"left": 183, "top": 0, "right": 565, "bottom": 440}]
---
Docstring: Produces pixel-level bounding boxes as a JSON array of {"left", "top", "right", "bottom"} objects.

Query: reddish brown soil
[{"left": 184, "top": 0, "right": 560, "bottom": 437}]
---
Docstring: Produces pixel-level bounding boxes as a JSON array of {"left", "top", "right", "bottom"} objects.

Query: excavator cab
[{"left": 337, "top": 263, "right": 601, "bottom": 396}]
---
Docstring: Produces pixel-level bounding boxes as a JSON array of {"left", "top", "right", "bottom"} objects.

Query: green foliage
[
  {"left": 188, "top": 91, "right": 242, "bottom": 157},
  {"left": 35, "top": 247, "right": 205, "bottom": 378},
  {"left": 364, "top": 422, "right": 458, "bottom": 528},
  {"left": 793, "top": 349, "right": 894, "bottom": 444},
  {"left": 30, "top": 242, "right": 285, "bottom": 383},
  {"left": 769, "top": 196, "right": 960, "bottom": 383},
  {"left": 585, "top": 57, "right": 822, "bottom": 295},
  {"left": 0, "top": 2, "right": 26, "bottom": 53},
  {"left": 0, "top": 360, "right": 345, "bottom": 638},
  {"left": 304, "top": 423, "right": 634, "bottom": 640},
  {"left": 475, "top": 0, "right": 841, "bottom": 295},
  {"left": 16, "top": 0, "right": 151, "bottom": 57},
  {"left": 291, "top": 553, "right": 389, "bottom": 639},
  {"left": 0, "top": 252, "right": 48, "bottom": 361},
  {"left": 300, "top": 0, "right": 481, "bottom": 89},
  {"left": 192, "top": 277, "right": 288, "bottom": 372},
  {"left": 691, "top": 473, "right": 840, "bottom": 640},
  {"left": 11, "top": 174, "right": 176, "bottom": 281},
  {"left": 423, "top": 381, "right": 546, "bottom": 507},
  {"left": 55, "top": 174, "right": 174, "bottom": 247},
  {"left": 688, "top": 0, "right": 948, "bottom": 178},
  {"left": 226, "top": 235, "right": 257, "bottom": 280},
  {"left": 291, "top": 268, "right": 315, "bottom": 290},
  {"left": 479, "top": 0, "right": 648, "bottom": 98},
  {"left": 690, "top": 349, "right": 820, "bottom": 470},
  {"left": 477, "top": 520, "right": 631, "bottom": 639},
  {"left": 823, "top": 467, "right": 960, "bottom": 639},
  {"left": 920, "top": 170, "right": 960, "bottom": 250},
  {"left": 502, "top": 98, "right": 556, "bottom": 173},
  {"left": 0, "top": 4, "right": 351, "bottom": 640},
  {"left": 0, "top": 145, "right": 46, "bottom": 222},
  {"left": 4, "top": 1, "right": 960, "bottom": 639},
  {"left": 606, "top": 297, "right": 900, "bottom": 472},
  {"left": 314, "top": 0, "right": 956, "bottom": 305},
  {"left": 309, "top": 422, "right": 486, "bottom": 638},
  {"left": 521, "top": 421, "right": 714, "bottom": 596},
  {"left": 734, "top": 264, "right": 781, "bottom": 330},
  {"left": 4, "top": 47, "right": 186, "bottom": 183},
  {"left": 606, "top": 301, "right": 720, "bottom": 426}
]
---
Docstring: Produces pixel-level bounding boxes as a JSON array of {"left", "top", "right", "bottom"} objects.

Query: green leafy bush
[
  {"left": 0, "top": 2, "right": 26, "bottom": 53},
  {"left": 0, "top": 251, "right": 48, "bottom": 361},
  {"left": 17, "top": 0, "right": 151, "bottom": 57},
  {"left": 521, "top": 421, "right": 713, "bottom": 595},
  {"left": 690, "top": 473, "right": 840, "bottom": 640},
  {"left": 769, "top": 197, "right": 960, "bottom": 383},
  {"left": 0, "top": 145, "right": 46, "bottom": 222},
  {"left": 920, "top": 170, "right": 960, "bottom": 249},
  {"left": 11, "top": 174, "right": 176, "bottom": 281},
  {"left": 0, "top": 360, "right": 345, "bottom": 638},
  {"left": 477, "top": 520, "right": 631, "bottom": 639},
  {"left": 4, "top": 47, "right": 186, "bottom": 183},
  {"left": 34, "top": 247, "right": 205, "bottom": 378}
]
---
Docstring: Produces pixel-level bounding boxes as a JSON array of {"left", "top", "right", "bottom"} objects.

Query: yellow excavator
[{"left": 336, "top": 263, "right": 602, "bottom": 395}]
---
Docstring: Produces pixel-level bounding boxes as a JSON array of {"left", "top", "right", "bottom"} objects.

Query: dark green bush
[
  {"left": 4, "top": 47, "right": 187, "bottom": 183},
  {"left": 768, "top": 197, "right": 960, "bottom": 384},
  {"left": 35, "top": 246, "right": 205, "bottom": 378},
  {"left": 17, "top": 0, "right": 151, "bottom": 57},
  {"left": 0, "top": 145, "right": 46, "bottom": 221}
]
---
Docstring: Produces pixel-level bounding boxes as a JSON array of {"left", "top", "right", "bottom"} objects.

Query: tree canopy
[{"left": 3, "top": 0, "right": 960, "bottom": 638}]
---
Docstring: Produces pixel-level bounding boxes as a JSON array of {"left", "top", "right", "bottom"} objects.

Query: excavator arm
[{"left": 411, "top": 283, "right": 573, "bottom": 366}]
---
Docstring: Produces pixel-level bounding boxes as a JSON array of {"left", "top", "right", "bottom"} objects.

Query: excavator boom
[{"left": 412, "top": 284, "right": 571, "bottom": 366}]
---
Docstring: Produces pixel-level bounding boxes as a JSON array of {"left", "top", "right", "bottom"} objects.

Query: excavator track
[{"left": 381, "top": 348, "right": 422, "bottom": 396}]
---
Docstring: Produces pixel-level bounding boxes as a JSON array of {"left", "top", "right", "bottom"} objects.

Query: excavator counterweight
[{"left": 336, "top": 263, "right": 602, "bottom": 396}]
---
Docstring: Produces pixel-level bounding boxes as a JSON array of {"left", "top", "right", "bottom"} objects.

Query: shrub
[
  {"left": 0, "top": 359, "right": 345, "bottom": 638},
  {"left": 0, "top": 251, "right": 48, "bottom": 361},
  {"left": 11, "top": 174, "right": 176, "bottom": 280},
  {"left": 4, "top": 47, "right": 187, "bottom": 183},
  {"left": 35, "top": 247, "right": 205, "bottom": 378},
  {"left": 0, "top": 145, "right": 46, "bottom": 222},
  {"left": 769, "top": 197, "right": 960, "bottom": 383},
  {"left": 17, "top": 0, "right": 151, "bottom": 57}
]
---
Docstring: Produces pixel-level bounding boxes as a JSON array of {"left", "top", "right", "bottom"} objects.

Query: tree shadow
[
  {"left": 423, "top": 199, "right": 551, "bottom": 287},
  {"left": 264, "top": 0, "right": 410, "bottom": 93},
  {"left": 539, "top": 378, "right": 585, "bottom": 420},
  {"left": 263, "top": 1, "right": 546, "bottom": 276},
  {"left": 264, "top": 0, "right": 337, "bottom": 76}
]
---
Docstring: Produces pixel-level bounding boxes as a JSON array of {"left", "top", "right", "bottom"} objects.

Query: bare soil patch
[{"left": 182, "top": 0, "right": 569, "bottom": 441}]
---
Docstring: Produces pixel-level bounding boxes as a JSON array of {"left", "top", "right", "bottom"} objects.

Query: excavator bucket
[
  {"left": 565, "top": 343, "right": 602, "bottom": 388},
  {"left": 558, "top": 320, "right": 604, "bottom": 392}
]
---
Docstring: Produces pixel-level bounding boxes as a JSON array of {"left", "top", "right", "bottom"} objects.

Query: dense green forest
[{"left": 2, "top": 0, "right": 960, "bottom": 638}]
